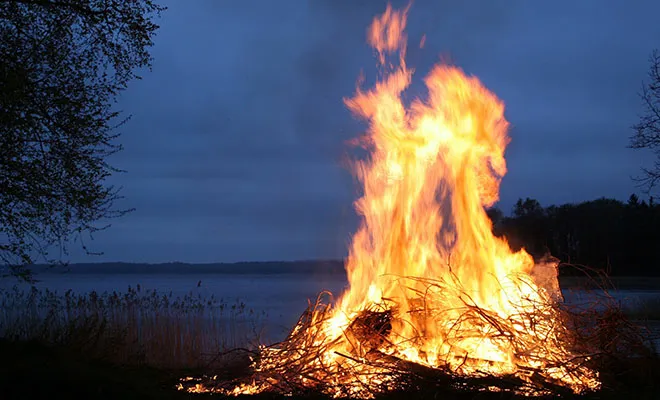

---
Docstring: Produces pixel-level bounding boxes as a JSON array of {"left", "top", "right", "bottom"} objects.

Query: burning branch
[{"left": 176, "top": 3, "right": 626, "bottom": 398}]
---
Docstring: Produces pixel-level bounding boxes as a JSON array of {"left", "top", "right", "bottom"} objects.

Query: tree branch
[{"left": 3, "top": 0, "right": 104, "bottom": 17}]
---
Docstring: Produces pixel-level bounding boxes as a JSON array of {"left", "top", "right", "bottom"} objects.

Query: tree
[
  {"left": 631, "top": 49, "right": 660, "bottom": 192},
  {"left": 628, "top": 193, "right": 640, "bottom": 207},
  {"left": 485, "top": 207, "right": 504, "bottom": 228},
  {"left": 1, "top": 0, "right": 165, "bottom": 279},
  {"left": 512, "top": 198, "right": 544, "bottom": 218}
]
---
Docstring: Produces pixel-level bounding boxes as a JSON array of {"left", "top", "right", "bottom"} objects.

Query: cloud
[{"left": 75, "top": 0, "right": 660, "bottom": 262}]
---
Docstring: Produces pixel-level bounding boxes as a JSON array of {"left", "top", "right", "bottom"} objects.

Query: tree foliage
[
  {"left": 631, "top": 49, "right": 660, "bottom": 191},
  {"left": 491, "top": 196, "right": 660, "bottom": 276},
  {"left": 512, "top": 197, "right": 544, "bottom": 218},
  {"left": 0, "top": 0, "right": 165, "bottom": 279}
]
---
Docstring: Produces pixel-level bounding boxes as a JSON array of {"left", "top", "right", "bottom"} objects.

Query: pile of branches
[
  {"left": 180, "top": 271, "right": 659, "bottom": 399},
  {"left": 559, "top": 265, "right": 660, "bottom": 392}
]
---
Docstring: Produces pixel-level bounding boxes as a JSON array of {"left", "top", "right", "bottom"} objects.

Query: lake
[
  {"left": 4, "top": 270, "right": 660, "bottom": 342},
  {"left": 2, "top": 271, "right": 349, "bottom": 341}
]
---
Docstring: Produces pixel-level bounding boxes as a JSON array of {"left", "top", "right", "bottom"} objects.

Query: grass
[
  {"left": 0, "top": 338, "right": 199, "bottom": 400},
  {"left": 0, "top": 284, "right": 268, "bottom": 369},
  {"left": 3, "top": 279, "right": 660, "bottom": 399},
  {"left": 3, "top": 335, "right": 660, "bottom": 400}
]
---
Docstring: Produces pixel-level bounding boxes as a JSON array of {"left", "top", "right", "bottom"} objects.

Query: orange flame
[
  {"left": 323, "top": 3, "right": 596, "bottom": 387},
  {"left": 191, "top": 4, "right": 600, "bottom": 397}
]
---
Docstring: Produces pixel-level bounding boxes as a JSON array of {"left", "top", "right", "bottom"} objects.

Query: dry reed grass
[
  {"left": 0, "top": 284, "right": 268, "bottom": 369},
  {"left": 182, "top": 266, "right": 660, "bottom": 398}
]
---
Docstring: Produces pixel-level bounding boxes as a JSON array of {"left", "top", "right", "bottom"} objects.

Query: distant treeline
[
  {"left": 22, "top": 195, "right": 660, "bottom": 277},
  {"left": 488, "top": 195, "right": 660, "bottom": 276}
]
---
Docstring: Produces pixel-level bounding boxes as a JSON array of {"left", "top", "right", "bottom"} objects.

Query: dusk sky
[{"left": 72, "top": 0, "right": 660, "bottom": 264}]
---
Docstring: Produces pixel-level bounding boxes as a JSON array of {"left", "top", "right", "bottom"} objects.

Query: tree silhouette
[
  {"left": 485, "top": 207, "right": 504, "bottom": 229},
  {"left": 503, "top": 198, "right": 547, "bottom": 257},
  {"left": 512, "top": 198, "right": 544, "bottom": 218},
  {"left": 491, "top": 195, "right": 660, "bottom": 277},
  {"left": 628, "top": 193, "right": 640, "bottom": 207},
  {"left": 0, "top": 0, "right": 165, "bottom": 279},
  {"left": 631, "top": 49, "right": 660, "bottom": 192}
]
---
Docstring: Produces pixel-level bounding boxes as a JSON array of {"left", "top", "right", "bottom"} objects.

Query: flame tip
[{"left": 217, "top": 4, "right": 599, "bottom": 396}]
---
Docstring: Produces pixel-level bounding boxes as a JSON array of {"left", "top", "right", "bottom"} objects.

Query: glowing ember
[{"left": 185, "top": 4, "right": 600, "bottom": 397}]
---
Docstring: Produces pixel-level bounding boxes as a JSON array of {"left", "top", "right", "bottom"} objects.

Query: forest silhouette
[{"left": 487, "top": 195, "right": 660, "bottom": 276}]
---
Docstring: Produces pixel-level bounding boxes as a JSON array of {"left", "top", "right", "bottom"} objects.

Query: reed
[{"left": 0, "top": 284, "right": 268, "bottom": 369}]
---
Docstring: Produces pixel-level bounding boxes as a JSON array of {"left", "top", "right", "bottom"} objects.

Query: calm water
[
  {"left": 3, "top": 272, "right": 349, "bottom": 340},
  {"left": 4, "top": 271, "right": 660, "bottom": 340}
]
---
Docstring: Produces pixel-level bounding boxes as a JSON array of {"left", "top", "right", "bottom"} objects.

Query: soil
[{"left": 2, "top": 338, "right": 660, "bottom": 400}]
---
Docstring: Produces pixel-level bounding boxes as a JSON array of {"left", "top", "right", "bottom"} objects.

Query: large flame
[
  {"left": 334, "top": 3, "right": 555, "bottom": 371},
  {"left": 189, "top": 4, "right": 600, "bottom": 397}
]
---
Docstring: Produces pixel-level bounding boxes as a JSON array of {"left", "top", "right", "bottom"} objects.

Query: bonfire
[{"left": 183, "top": 4, "right": 602, "bottom": 398}]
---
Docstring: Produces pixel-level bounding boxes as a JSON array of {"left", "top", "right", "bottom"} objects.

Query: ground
[
  {"left": 3, "top": 339, "right": 660, "bottom": 400},
  {"left": 0, "top": 339, "right": 196, "bottom": 400},
  {"left": 3, "top": 274, "right": 660, "bottom": 399}
]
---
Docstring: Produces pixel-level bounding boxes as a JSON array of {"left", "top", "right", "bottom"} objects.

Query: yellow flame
[
  {"left": 195, "top": 4, "right": 600, "bottom": 397},
  {"left": 323, "top": 3, "right": 581, "bottom": 377}
]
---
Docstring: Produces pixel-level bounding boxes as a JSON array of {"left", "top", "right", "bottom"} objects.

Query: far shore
[{"left": 8, "top": 261, "right": 660, "bottom": 291}]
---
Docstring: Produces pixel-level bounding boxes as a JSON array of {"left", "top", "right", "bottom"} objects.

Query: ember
[{"left": 182, "top": 3, "right": 601, "bottom": 398}]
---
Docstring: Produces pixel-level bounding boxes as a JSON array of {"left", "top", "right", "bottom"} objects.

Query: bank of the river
[
  {"left": 0, "top": 339, "right": 218, "bottom": 400},
  {"left": 3, "top": 337, "right": 660, "bottom": 400},
  {"left": 3, "top": 274, "right": 660, "bottom": 399}
]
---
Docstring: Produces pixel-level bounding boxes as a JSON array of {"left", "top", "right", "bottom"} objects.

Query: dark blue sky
[{"left": 73, "top": 0, "right": 660, "bottom": 263}]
